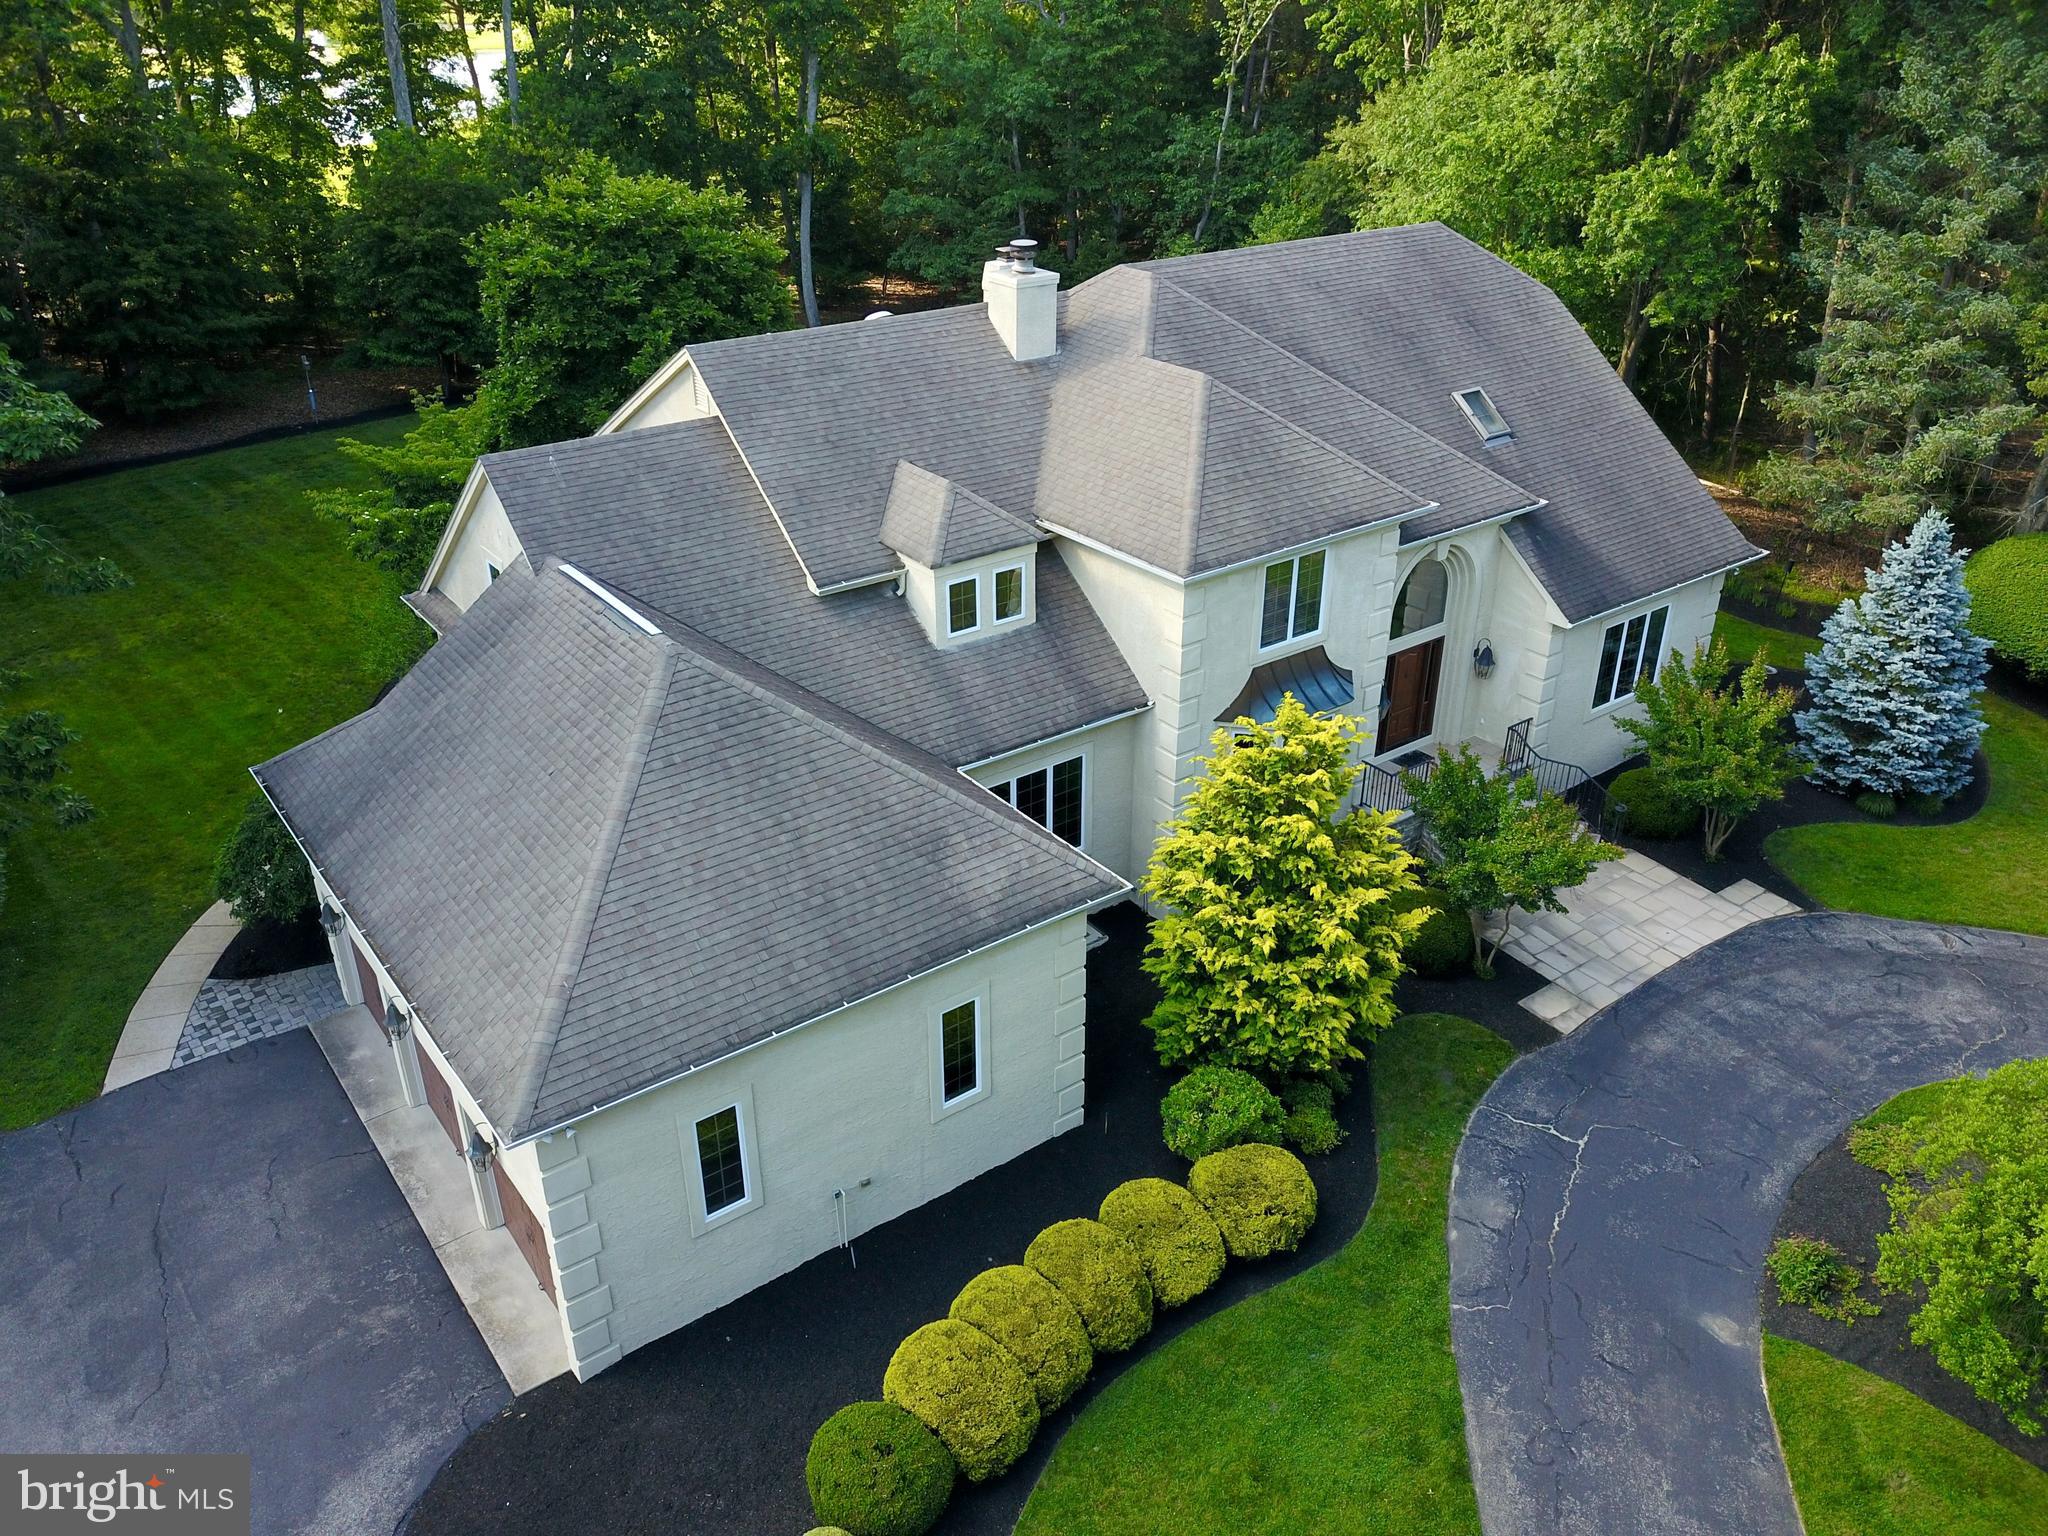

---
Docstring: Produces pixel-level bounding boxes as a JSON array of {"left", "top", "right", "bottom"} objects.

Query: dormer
[{"left": 880, "top": 461, "right": 1045, "bottom": 649}]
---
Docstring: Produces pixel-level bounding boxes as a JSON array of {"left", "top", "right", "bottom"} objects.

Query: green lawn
[
  {"left": 1765, "top": 1335, "right": 2048, "bottom": 1536},
  {"left": 1708, "top": 614, "right": 2048, "bottom": 937},
  {"left": 1016, "top": 1014, "right": 1512, "bottom": 1536},
  {"left": 0, "top": 419, "right": 424, "bottom": 1128}
]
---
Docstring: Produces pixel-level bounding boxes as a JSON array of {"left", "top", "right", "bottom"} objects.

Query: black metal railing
[
  {"left": 1500, "top": 718, "right": 1626, "bottom": 834},
  {"left": 1354, "top": 754, "right": 1433, "bottom": 816}
]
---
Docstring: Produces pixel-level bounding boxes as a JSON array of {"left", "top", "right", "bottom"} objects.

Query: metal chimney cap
[{"left": 1008, "top": 237, "right": 1039, "bottom": 270}]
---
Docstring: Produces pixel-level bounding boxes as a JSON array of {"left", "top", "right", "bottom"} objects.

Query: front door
[{"left": 1377, "top": 637, "right": 1444, "bottom": 755}]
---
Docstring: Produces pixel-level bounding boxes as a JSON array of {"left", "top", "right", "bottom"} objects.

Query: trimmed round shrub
[
  {"left": 1024, "top": 1218, "right": 1154, "bottom": 1352},
  {"left": 1097, "top": 1178, "right": 1226, "bottom": 1309},
  {"left": 1611, "top": 767, "right": 1696, "bottom": 841},
  {"left": 1965, "top": 533, "right": 2048, "bottom": 682},
  {"left": 948, "top": 1265, "right": 1092, "bottom": 1412},
  {"left": 1189, "top": 1143, "right": 1319, "bottom": 1260},
  {"left": 882, "top": 1320, "right": 1039, "bottom": 1483},
  {"left": 806, "top": 1529, "right": 855, "bottom": 1536},
  {"left": 805, "top": 1401, "right": 956, "bottom": 1536},
  {"left": 1388, "top": 887, "right": 1470, "bottom": 976},
  {"left": 1280, "top": 1079, "right": 1346, "bottom": 1155},
  {"left": 1159, "top": 1065, "right": 1285, "bottom": 1160},
  {"left": 1855, "top": 791, "right": 1897, "bottom": 818}
]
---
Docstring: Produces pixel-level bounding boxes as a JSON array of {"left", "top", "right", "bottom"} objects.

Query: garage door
[
  {"left": 351, "top": 941, "right": 385, "bottom": 1023},
  {"left": 494, "top": 1161, "right": 557, "bottom": 1301},
  {"left": 416, "top": 1047, "right": 463, "bottom": 1153}
]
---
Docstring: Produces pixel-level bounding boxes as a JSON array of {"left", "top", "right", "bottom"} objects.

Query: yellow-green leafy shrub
[
  {"left": 1024, "top": 1218, "right": 1154, "bottom": 1353},
  {"left": 1189, "top": 1142, "right": 1318, "bottom": 1259},
  {"left": 1097, "top": 1177, "right": 1226, "bottom": 1308},
  {"left": 882, "top": 1320, "right": 1039, "bottom": 1482},
  {"left": 948, "top": 1265, "right": 1093, "bottom": 1412}
]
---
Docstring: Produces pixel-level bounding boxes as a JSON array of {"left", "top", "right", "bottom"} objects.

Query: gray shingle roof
[
  {"left": 879, "top": 460, "right": 1043, "bottom": 568},
  {"left": 257, "top": 561, "right": 1123, "bottom": 1140},
  {"left": 480, "top": 418, "right": 1147, "bottom": 767},
  {"left": 683, "top": 225, "right": 1754, "bottom": 607},
  {"left": 1131, "top": 226, "right": 1762, "bottom": 617}
]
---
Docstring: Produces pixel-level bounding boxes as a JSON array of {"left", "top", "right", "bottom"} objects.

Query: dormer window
[
  {"left": 1454, "top": 388, "right": 1512, "bottom": 445},
  {"left": 948, "top": 576, "right": 980, "bottom": 635},
  {"left": 994, "top": 564, "right": 1025, "bottom": 624}
]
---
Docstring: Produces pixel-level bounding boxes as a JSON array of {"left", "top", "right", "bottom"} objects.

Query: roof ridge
[
  {"left": 1204, "top": 372, "right": 1433, "bottom": 512},
  {"left": 510, "top": 577, "right": 678, "bottom": 1135},
  {"left": 1181, "top": 370, "right": 1210, "bottom": 576},
  {"left": 1146, "top": 271, "right": 1534, "bottom": 507}
]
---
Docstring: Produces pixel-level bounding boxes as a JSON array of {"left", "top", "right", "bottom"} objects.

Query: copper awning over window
[{"left": 1216, "top": 645, "right": 1356, "bottom": 724}]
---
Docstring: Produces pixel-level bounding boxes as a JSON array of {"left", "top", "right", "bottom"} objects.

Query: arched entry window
[{"left": 1389, "top": 557, "right": 1448, "bottom": 641}]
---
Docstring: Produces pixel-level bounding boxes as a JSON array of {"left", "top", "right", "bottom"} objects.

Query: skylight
[{"left": 1454, "top": 387, "right": 1513, "bottom": 445}]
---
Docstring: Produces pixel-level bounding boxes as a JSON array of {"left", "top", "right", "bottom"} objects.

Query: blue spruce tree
[{"left": 1796, "top": 509, "right": 1990, "bottom": 800}]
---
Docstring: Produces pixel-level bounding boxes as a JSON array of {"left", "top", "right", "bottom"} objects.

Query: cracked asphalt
[
  {"left": 1448, "top": 911, "right": 2048, "bottom": 1536},
  {"left": 0, "top": 1030, "right": 507, "bottom": 1534}
]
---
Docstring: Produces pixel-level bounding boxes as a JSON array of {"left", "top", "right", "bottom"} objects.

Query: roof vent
[{"left": 982, "top": 235, "right": 1059, "bottom": 362}]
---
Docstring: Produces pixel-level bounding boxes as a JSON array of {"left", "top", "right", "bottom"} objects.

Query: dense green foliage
[
  {"left": 1188, "top": 1142, "right": 1317, "bottom": 1260},
  {"left": 1024, "top": 1218, "right": 1156, "bottom": 1354},
  {"left": 1279, "top": 1076, "right": 1345, "bottom": 1155},
  {"left": 1609, "top": 766, "right": 1697, "bottom": 841},
  {"left": 212, "top": 796, "right": 316, "bottom": 927},
  {"left": 1158, "top": 1064, "right": 1287, "bottom": 1160},
  {"left": 1386, "top": 886, "right": 1471, "bottom": 976},
  {"left": 1965, "top": 534, "right": 2048, "bottom": 683},
  {"left": 1766, "top": 1335, "right": 2048, "bottom": 1536},
  {"left": 0, "top": 422, "right": 424, "bottom": 1129},
  {"left": 1617, "top": 638, "right": 1806, "bottom": 859},
  {"left": 1096, "top": 1178, "right": 1227, "bottom": 1309},
  {"left": 949, "top": 1266, "right": 1094, "bottom": 1412},
  {"left": 1850, "top": 1060, "right": 2048, "bottom": 1434},
  {"left": 1406, "top": 746, "right": 1622, "bottom": 971},
  {"left": 306, "top": 400, "right": 487, "bottom": 586},
  {"left": 1765, "top": 1235, "right": 1878, "bottom": 1325},
  {"left": 882, "top": 1319, "right": 1041, "bottom": 1482},
  {"left": 1143, "top": 696, "right": 1421, "bottom": 1077},
  {"left": 804, "top": 1400, "right": 957, "bottom": 1536},
  {"left": 1018, "top": 1014, "right": 1510, "bottom": 1535}
]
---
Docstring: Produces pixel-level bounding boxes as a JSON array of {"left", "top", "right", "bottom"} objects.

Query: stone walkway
[
  {"left": 1489, "top": 849, "right": 1801, "bottom": 1034},
  {"left": 175, "top": 963, "right": 346, "bottom": 1067},
  {"left": 102, "top": 900, "right": 241, "bottom": 1091}
]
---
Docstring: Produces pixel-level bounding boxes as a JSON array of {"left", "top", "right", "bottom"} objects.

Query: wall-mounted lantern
[
  {"left": 318, "top": 904, "right": 344, "bottom": 937},
  {"left": 382, "top": 998, "right": 411, "bottom": 1045},
  {"left": 1472, "top": 639, "right": 1497, "bottom": 679}
]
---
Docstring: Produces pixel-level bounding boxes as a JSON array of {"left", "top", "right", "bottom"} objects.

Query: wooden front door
[
  {"left": 494, "top": 1160, "right": 557, "bottom": 1301},
  {"left": 352, "top": 940, "right": 385, "bottom": 1023},
  {"left": 417, "top": 1046, "right": 463, "bottom": 1153},
  {"left": 1377, "top": 637, "right": 1444, "bottom": 755}
]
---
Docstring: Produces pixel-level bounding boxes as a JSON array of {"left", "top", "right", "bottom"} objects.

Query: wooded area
[{"left": 2, "top": 0, "right": 2044, "bottom": 532}]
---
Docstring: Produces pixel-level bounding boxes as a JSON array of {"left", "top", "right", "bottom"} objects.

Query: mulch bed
[
  {"left": 211, "top": 911, "right": 329, "bottom": 981},
  {"left": 1766, "top": 1134, "right": 2048, "bottom": 1470},
  {"left": 404, "top": 903, "right": 1550, "bottom": 1536}
]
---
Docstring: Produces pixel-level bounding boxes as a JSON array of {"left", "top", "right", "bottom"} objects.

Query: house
[{"left": 254, "top": 224, "right": 1761, "bottom": 1382}]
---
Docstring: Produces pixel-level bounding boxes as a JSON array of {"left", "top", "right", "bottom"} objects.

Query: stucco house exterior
[{"left": 255, "top": 223, "right": 1761, "bottom": 1382}]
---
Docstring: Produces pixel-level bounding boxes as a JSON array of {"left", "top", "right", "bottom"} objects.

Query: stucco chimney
[{"left": 981, "top": 238, "right": 1059, "bottom": 362}]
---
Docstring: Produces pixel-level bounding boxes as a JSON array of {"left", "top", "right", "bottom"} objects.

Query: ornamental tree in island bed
[
  {"left": 1141, "top": 694, "right": 1423, "bottom": 1077},
  {"left": 1405, "top": 746, "right": 1622, "bottom": 974},
  {"left": 1616, "top": 637, "right": 1806, "bottom": 860},
  {"left": 1797, "top": 509, "right": 1990, "bottom": 801}
]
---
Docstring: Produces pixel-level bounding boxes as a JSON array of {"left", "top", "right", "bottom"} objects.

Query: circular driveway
[{"left": 1448, "top": 912, "right": 2048, "bottom": 1536}]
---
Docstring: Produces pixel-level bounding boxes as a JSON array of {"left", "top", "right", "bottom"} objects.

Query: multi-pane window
[
  {"left": 947, "top": 577, "right": 979, "bottom": 635},
  {"left": 994, "top": 565, "right": 1025, "bottom": 623},
  {"left": 940, "top": 1000, "right": 980, "bottom": 1104},
  {"left": 694, "top": 1105, "right": 748, "bottom": 1217},
  {"left": 1592, "top": 605, "right": 1670, "bottom": 708},
  {"left": 1259, "top": 550, "right": 1326, "bottom": 649},
  {"left": 1454, "top": 387, "right": 1513, "bottom": 445},
  {"left": 990, "top": 755, "right": 1083, "bottom": 846}
]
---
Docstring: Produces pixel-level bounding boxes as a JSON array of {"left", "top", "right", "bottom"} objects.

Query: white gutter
[
  {"left": 1561, "top": 548, "right": 1769, "bottom": 629},
  {"left": 954, "top": 702, "right": 1154, "bottom": 773},
  {"left": 505, "top": 884, "right": 1128, "bottom": 1148}
]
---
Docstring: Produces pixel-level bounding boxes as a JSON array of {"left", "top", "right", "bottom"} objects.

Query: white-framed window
[
  {"left": 689, "top": 1100, "right": 755, "bottom": 1226},
  {"left": 994, "top": 564, "right": 1026, "bottom": 623},
  {"left": 1592, "top": 604, "right": 1670, "bottom": 709},
  {"left": 1454, "top": 387, "right": 1513, "bottom": 445},
  {"left": 989, "top": 754, "right": 1083, "bottom": 846},
  {"left": 485, "top": 559, "right": 502, "bottom": 584},
  {"left": 947, "top": 576, "right": 979, "bottom": 635},
  {"left": 931, "top": 991, "right": 989, "bottom": 1117},
  {"left": 1259, "top": 549, "right": 1327, "bottom": 650}
]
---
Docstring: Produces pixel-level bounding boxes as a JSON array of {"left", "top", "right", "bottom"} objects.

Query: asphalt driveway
[
  {"left": 0, "top": 1031, "right": 508, "bottom": 1534},
  {"left": 1449, "top": 912, "right": 2048, "bottom": 1536}
]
